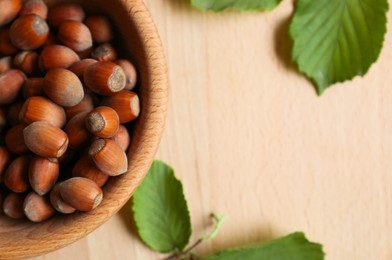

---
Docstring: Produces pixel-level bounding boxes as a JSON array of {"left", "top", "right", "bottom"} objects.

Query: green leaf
[
  {"left": 290, "top": 0, "right": 388, "bottom": 94},
  {"left": 191, "top": 0, "right": 283, "bottom": 12},
  {"left": 132, "top": 160, "right": 191, "bottom": 253},
  {"left": 204, "top": 232, "right": 324, "bottom": 260}
]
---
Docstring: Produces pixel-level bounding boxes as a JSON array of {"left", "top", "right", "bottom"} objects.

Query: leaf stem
[
  {"left": 202, "top": 213, "right": 227, "bottom": 241},
  {"left": 163, "top": 213, "right": 227, "bottom": 260}
]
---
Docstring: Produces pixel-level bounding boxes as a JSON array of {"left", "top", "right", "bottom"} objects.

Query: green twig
[
  {"left": 202, "top": 213, "right": 227, "bottom": 241},
  {"left": 163, "top": 213, "right": 227, "bottom": 260}
]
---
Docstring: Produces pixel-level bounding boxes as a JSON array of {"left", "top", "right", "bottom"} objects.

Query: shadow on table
[
  {"left": 194, "top": 222, "right": 275, "bottom": 257},
  {"left": 118, "top": 199, "right": 139, "bottom": 240},
  {"left": 273, "top": 12, "right": 296, "bottom": 72},
  {"left": 167, "top": 0, "right": 194, "bottom": 11}
]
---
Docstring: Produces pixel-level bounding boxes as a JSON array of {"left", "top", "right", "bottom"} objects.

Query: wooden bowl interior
[{"left": 0, "top": 0, "right": 168, "bottom": 258}]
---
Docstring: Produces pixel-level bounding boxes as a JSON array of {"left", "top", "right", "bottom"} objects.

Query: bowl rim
[{"left": 0, "top": 0, "right": 169, "bottom": 258}]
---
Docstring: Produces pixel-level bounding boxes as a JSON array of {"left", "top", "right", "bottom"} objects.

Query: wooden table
[{"left": 35, "top": 0, "right": 392, "bottom": 259}]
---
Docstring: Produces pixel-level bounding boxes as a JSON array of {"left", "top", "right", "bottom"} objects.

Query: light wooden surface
[{"left": 34, "top": 0, "right": 392, "bottom": 259}]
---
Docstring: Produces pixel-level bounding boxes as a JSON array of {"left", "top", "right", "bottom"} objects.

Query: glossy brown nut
[
  {"left": 84, "top": 61, "right": 126, "bottom": 96},
  {"left": 0, "top": 107, "right": 6, "bottom": 133},
  {"left": 64, "top": 111, "right": 91, "bottom": 150},
  {"left": 4, "top": 156, "right": 31, "bottom": 193},
  {"left": 19, "top": 96, "right": 66, "bottom": 128},
  {"left": 3, "top": 192, "right": 25, "bottom": 219},
  {"left": 39, "top": 45, "right": 80, "bottom": 71},
  {"left": 14, "top": 51, "right": 40, "bottom": 76},
  {"left": 50, "top": 183, "right": 75, "bottom": 214},
  {"left": 59, "top": 177, "right": 103, "bottom": 211},
  {"left": 0, "top": 69, "right": 26, "bottom": 105},
  {"left": 0, "top": 0, "right": 22, "bottom": 27},
  {"left": 68, "top": 58, "right": 97, "bottom": 79},
  {"left": 23, "top": 121, "right": 69, "bottom": 158},
  {"left": 22, "top": 77, "right": 44, "bottom": 98},
  {"left": 85, "top": 106, "right": 120, "bottom": 138},
  {"left": 29, "top": 157, "right": 59, "bottom": 196},
  {"left": 85, "top": 15, "right": 113, "bottom": 43},
  {"left": 7, "top": 101, "right": 24, "bottom": 126},
  {"left": 0, "top": 56, "right": 13, "bottom": 74},
  {"left": 23, "top": 192, "right": 55, "bottom": 222},
  {"left": 58, "top": 20, "right": 92, "bottom": 52},
  {"left": 0, "top": 147, "right": 12, "bottom": 183},
  {"left": 47, "top": 3, "right": 85, "bottom": 28},
  {"left": 19, "top": 0, "right": 48, "bottom": 19},
  {"left": 5, "top": 124, "right": 29, "bottom": 155},
  {"left": 112, "top": 125, "right": 131, "bottom": 151},
  {"left": 43, "top": 68, "right": 84, "bottom": 107},
  {"left": 0, "top": 28, "right": 18, "bottom": 56},
  {"left": 91, "top": 43, "right": 117, "bottom": 62},
  {"left": 72, "top": 157, "right": 109, "bottom": 187},
  {"left": 65, "top": 93, "right": 97, "bottom": 120},
  {"left": 9, "top": 14, "right": 49, "bottom": 50},
  {"left": 89, "top": 138, "right": 128, "bottom": 176},
  {"left": 76, "top": 47, "right": 92, "bottom": 60},
  {"left": 116, "top": 59, "right": 137, "bottom": 90},
  {"left": 101, "top": 90, "right": 140, "bottom": 123}
]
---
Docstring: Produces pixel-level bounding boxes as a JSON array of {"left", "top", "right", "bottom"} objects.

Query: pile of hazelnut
[{"left": 0, "top": 0, "right": 140, "bottom": 222}]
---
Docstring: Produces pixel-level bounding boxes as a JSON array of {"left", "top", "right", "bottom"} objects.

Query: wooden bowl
[{"left": 0, "top": 0, "right": 168, "bottom": 258}]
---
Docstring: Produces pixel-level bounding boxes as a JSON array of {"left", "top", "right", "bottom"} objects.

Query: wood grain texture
[
  {"left": 0, "top": 0, "right": 168, "bottom": 259},
  {"left": 31, "top": 0, "right": 392, "bottom": 260}
]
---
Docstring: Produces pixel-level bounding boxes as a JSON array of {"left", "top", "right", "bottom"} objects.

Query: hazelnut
[
  {"left": 47, "top": 3, "right": 85, "bottom": 28},
  {"left": 43, "top": 68, "right": 84, "bottom": 107},
  {"left": 0, "top": 108, "right": 7, "bottom": 133},
  {"left": 0, "top": 56, "right": 13, "bottom": 74},
  {"left": 116, "top": 59, "right": 137, "bottom": 90},
  {"left": 9, "top": 14, "right": 49, "bottom": 50},
  {"left": 23, "top": 121, "right": 69, "bottom": 158},
  {"left": 50, "top": 183, "right": 75, "bottom": 214},
  {"left": 112, "top": 125, "right": 131, "bottom": 151},
  {"left": 23, "top": 192, "right": 55, "bottom": 222},
  {"left": 68, "top": 58, "right": 97, "bottom": 79},
  {"left": 58, "top": 20, "right": 93, "bottom": 52},
  {"left": 72, "top": 157, "right": 109, "bottom": 187},
  {"left": 0, "top": 0, "right": 22, "bottom": 27},
  {"left": 19, "top": 0, "right": 48, "bottom": 19},
  {"left": 85, "top": 15, "right": 113, "bottom": 43},
  {"left": 4, "top": 155, "right": 31, "bottom": 193},
  {"left": 0, "top": 28, "right": 18, "bottom": 56},
  {"left": 64, "top": 111, "right": 91, "bottom": 150},
  {"left": 59, "top": 177, "right": 103, "bottom": 211},
  {"left": 0, "top": 69, "right": 26, "bottom": 105},
  {"left": 3, "top": 192, "right": 25, "bottom": 219},
  {"left": 14, "top": 51, "right": 40, "bottom": 76},
  {"left": 65, "top": 93, "right": 97, "bottom": 120},
  {"left": 102, "top": 90, "right": 140, "bottom": 123},
  {"left": 29, "top": 157, "right": 59, "bottom": 195},
  {"left": 19, "top": 96, "right": 66, "bottom": 128},
  {"left": 5, "top": 124, "right": 29, "bottom": 155},
  {"left": 85, "top": 106, "right": 120, "bottom": 138},
  {"left": 22, "top": 77, "right": 44, "bottom": 98},
  {"left": 91, "top": 43, "right": 117, "bottom": 62},
  {"left": 84, "top": 61, "right": 126, "bottom": 96},
  {"left": 89, "top": 138, "right": 128, "bottom": 176},
  {"left": 39, "top": 44, "right": 80, "bottom": 71},
  {"left": 0, "top": 147, "right": 12, "bottom": 183}
]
